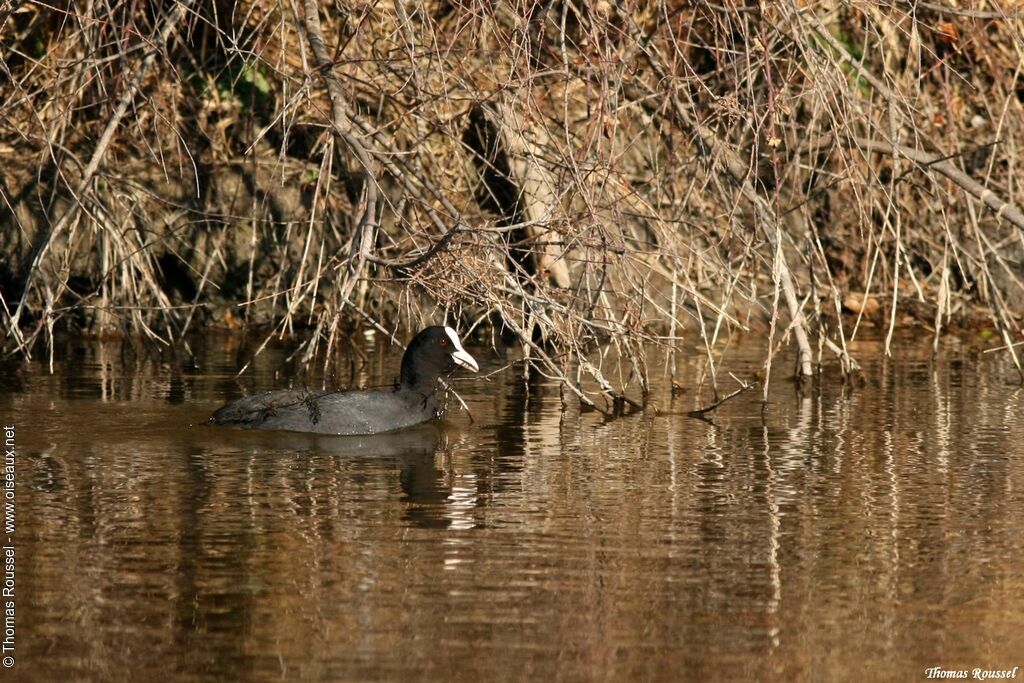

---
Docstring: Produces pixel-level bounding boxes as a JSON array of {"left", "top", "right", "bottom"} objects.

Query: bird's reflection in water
[{"left": 248, "top": 421, "right": 467, "bottom": 529}]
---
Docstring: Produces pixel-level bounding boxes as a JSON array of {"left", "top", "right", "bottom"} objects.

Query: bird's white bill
[{"left": 445, "top": 326, "right": 479, "bottom": 372}]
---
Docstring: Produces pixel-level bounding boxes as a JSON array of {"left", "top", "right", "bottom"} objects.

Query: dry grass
[{"left": 2, "top": 0, "right": 1024, "bottom": 406}]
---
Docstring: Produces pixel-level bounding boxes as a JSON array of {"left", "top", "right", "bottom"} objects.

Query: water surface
[{"left": 3, "top": 335, "right": 1023, "bottom": 681}]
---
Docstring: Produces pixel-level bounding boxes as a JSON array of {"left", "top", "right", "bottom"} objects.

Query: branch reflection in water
[{"left": 3, "top": 337, "right": 1024, "bottom": 681}]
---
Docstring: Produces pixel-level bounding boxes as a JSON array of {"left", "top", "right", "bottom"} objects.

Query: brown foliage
[{"left": 2, "top": 1, "right": 1024, "bottom": 401}]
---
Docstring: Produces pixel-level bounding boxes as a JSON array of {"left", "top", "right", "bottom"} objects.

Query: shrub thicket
[{"left": 2, "top": 1, "right": 1023, "bottom": 403}]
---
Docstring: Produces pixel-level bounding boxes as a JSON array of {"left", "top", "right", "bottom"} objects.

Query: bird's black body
[{"left": 209, "top": 326, "right": 478, "bottom": 435}]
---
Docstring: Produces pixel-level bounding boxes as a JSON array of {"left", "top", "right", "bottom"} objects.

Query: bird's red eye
[{"left": 439, "top": 337, "right": 448, "bottom": 346}]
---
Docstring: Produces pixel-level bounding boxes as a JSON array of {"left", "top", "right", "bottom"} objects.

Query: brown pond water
[{"left": 2, "top": 334, "right": 1023, "bottom": 682}]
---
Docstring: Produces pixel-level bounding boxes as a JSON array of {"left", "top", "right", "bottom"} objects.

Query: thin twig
[{"left": 688, "top": 376, "right": 757, "bottom": 419}]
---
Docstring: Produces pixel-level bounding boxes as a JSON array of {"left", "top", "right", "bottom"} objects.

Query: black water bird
[{"left": 209, "top": 326, "right": 479, "bottom": 435}]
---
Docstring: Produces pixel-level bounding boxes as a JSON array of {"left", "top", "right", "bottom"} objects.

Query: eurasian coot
[{"left": 209, "top": 326, "right": 479, "bottom": 435}]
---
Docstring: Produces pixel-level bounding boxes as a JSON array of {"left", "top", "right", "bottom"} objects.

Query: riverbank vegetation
[{"left": 2, "top": 1, "right": 1024, "bottom": 405}]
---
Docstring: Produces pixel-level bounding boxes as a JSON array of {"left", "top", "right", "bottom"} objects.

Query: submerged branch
[{"left": 688, "top": 377, "right": 758, "bottom": 421}]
